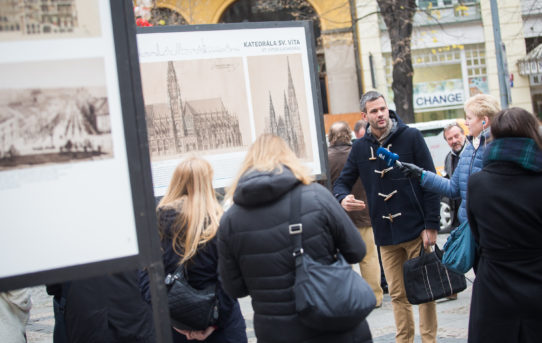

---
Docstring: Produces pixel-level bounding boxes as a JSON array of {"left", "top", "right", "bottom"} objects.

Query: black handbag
[
  {"left": 164, "top": 266, "right": 219, "bottom": 330},
  {"left": 289, "top": 185, "right": 376, "bottom": 332},
  {"left": 403, "top": 243, "right": 467, "bottom": 305}
]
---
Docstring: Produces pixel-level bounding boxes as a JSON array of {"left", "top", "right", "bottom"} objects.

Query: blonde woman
[
  {"left": 400, "top": 94, "right": 501, "bottom": 231},
  {"left": 139, "top": 156, "right": 247, "bottom": 343},
  {"left": 217, "top": 134, "right": 372, "bottom": 343}
]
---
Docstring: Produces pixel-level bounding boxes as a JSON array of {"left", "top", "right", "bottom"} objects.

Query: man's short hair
[
  {"left": 354, "top": 119, "right": 367, "bottom": 133},
  {"left": 442, "top": 122, "right": 465, "bottom": 139},
  {"left": 328, "top": 121, "right": 352, "bottom": 146},
  {"left": 360, "top": 90, "right": 385, "bottom": 113}
]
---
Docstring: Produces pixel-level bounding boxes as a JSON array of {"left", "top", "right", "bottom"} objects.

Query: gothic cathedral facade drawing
[{"left": 145, "top": 61, "right": 243, "bottom": 159}]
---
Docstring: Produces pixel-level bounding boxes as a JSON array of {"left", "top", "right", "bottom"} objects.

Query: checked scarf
[{"left": 483, "top": 137, "right": 542, "bottom": 172}]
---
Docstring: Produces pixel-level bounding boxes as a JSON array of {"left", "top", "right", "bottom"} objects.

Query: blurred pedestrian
[
  {"left": 354, "top": 119, "right": 368, "bottom": 139},
  {"left": 333, "top": 90, "right": 439, "bottom": 343},
  {"left": 52, "top": 271, "right": 155, "bottom": 343},
  {"left": 466, "top": 107, "right": 542, "bottom": 342},
  {"left": 326, "top": 121, "right": 383, "bottom": 307},
  {"left": 0, "top": 288, "right": 31, "bottom": 343},
  {"left": 218, "top": 134, "right": 372, "bottom": 343},
  {"left": 139, "top": 156, "right": 247, "bottom": 343}
]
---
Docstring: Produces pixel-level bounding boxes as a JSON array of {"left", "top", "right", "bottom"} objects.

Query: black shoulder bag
[
  {"left": 289, "top": 185, "right": 376, "bottom": 332},
  {"left": 164, "top": 265, "right": 219, "bottom": 330}
]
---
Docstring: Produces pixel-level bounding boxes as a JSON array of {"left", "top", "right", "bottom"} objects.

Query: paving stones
[{"left": 25, "top": 233, "right": 471, "bottom": 343}]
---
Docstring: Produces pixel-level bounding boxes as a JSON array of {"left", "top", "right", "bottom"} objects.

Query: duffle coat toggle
[
  {"left": 382, "top": 212, "right": 402, "bottom": 222},
  {"left": 369, "top": 146, "right": 377, "bottom": 160},
  {"left": 378, "top": 190, "right": 397, "bottom": 201},
  {"left": 374, "top": 167, "right": 393, "bottom": 178}
]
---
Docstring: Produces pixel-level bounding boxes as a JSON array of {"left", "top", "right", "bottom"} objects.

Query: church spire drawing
[
  {"left": 286, "top": 57, "right": 305, "bottom": 157},
  {"left": 268, "top": 92, "right": 278, "bottom": 135},
  {"left": 167, "top": 61, "right": 182, "bottom": 149},
  {"left": 265, "top": 57, "right": 306, "bottom": 158}
]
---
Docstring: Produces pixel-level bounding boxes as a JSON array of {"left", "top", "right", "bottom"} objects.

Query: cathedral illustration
[
  {"left": 145, "top": 61, "right": 243, "bottom": 158},
  {"left": 265, "top": 58, "right": 307, "bottom": 158}
]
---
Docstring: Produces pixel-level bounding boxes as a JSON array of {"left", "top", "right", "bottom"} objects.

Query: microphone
[{"left": 376, "top": 147, "right": 403, "bottom": 168}]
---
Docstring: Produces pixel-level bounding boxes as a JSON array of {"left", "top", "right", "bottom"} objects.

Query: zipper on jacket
[{"left": 468, "top": 134, "right": 485, "bottom": 175}]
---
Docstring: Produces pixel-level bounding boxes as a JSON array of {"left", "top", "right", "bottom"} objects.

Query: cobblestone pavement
[{"left": 27, "top": 234, "right": 471, "bottom": 343}]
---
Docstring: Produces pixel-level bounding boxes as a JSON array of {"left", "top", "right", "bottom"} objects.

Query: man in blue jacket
[{"left": 333, "top": 90, "right": 440, "bottom": 343}]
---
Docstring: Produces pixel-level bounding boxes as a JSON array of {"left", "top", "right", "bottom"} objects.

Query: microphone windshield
[{"left": 376, "top": 147, "right": 399, "bottom": 167}]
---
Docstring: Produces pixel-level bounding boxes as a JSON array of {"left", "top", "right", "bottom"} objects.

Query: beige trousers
[
  {"left": 357, "top": 226, "right": 384, "bottom": 307},
  {"left": 380, "top": 237, "right": 438, "bottom": 343}
]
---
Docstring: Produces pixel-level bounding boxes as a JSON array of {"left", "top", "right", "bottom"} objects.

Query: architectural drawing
[
  {"left": 0, "top": 87, "right": 112, "bottom": 170},
  {"left": 144, "top": 61, "right": 244, "bottom": 159},
  {"left": 0, "top": 0, "right": 101, "bottom": 39},
  {"left": 264, "top": 57, "right": 307, "bottom": 159}
]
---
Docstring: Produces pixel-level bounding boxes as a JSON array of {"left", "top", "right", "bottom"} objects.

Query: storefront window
[{"left": 384, "top": 44, "right": 487, "bottom": 122}]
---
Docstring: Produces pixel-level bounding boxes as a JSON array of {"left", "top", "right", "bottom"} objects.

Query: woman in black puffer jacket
[
  {"left": 139, "top": 156, "right": 247, "bottom": 343},
  {"left": 218, "top": 134, "right": 373, "bottom": 343}
]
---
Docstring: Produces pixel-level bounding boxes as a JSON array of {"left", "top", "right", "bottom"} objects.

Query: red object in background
[
  {"left": 136, "top": 17, "right": 153, "bottom": 27},
  {"left": 509, "top": 73, "right": 514, "bottom": 88}
]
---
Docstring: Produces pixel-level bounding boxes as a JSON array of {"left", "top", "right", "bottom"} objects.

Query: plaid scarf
[{"left": 483, "top": 137, "right": 542, "bottom": 172}]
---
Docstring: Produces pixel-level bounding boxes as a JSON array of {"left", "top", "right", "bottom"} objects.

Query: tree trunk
[{"left": 377, "top": 0, "right": 416, "bottom": 123}]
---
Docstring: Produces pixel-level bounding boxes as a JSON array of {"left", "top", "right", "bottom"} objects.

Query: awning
[{"left": 518, "top": 43, "right": 542, "bottom": 76}]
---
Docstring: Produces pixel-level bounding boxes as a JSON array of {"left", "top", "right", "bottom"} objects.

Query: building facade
[
  {"left": 355, "top": 0, "right": 542, "bottom": 121},
  {"left": 0, "top": 0, "right": 78, "bottom": 35}
]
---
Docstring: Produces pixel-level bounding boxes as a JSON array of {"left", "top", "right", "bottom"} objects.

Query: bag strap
[
  {"left": 288, "top": 185, "right": 304, "bottom": 258},
  {"left": 418, "top": 242, "right": 443, "bottom": 259}
]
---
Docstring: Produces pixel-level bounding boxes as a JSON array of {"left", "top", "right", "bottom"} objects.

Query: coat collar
[{"left": 483, "top": 137, "right": 542, "bottom": 172}]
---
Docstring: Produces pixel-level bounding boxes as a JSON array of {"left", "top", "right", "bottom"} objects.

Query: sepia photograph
[
  {"left": 0, "top": 58, "right": 113, "bottom": 171},
  {"left": 0, "top": 0, "right": 101, "bottom": 41},
  {"left": 248, "top": 53, "right": 313, "bottom": 161},
  {"left": 140, "top": 57, "right": 251, "bottom": 161}
]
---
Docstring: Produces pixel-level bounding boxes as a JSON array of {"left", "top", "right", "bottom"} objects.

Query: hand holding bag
[
  {"left": 442, "top": 220, "right": 476, "bottom": 274},
  {"left": 403, "top": 243, "right": 467, "bottom": 305},
  {"left": 289, "top": 185, "right": 376, "bottom": 332},
  {"left": 165, "top": 266, "right": 219, "bottom": 331}
]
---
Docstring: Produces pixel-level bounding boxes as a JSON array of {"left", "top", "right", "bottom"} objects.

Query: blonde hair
[
  {"left": 464, "top": 94, "right": 501, "bottom": 121},
  {"left": 158, "top": 156, "right": 223, "bottom": 265},
  {"left": 225, "top": 134, "right": 313, "bottom": 202}
]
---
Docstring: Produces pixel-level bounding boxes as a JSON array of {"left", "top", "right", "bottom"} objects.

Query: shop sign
[{"left": 414, "top": 79, "right": 464, "bottom": 109}]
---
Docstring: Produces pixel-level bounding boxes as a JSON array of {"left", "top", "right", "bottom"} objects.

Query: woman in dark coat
[
  {"left": 139, "top": 156, "right": 247, "bottom": 343},
  {"left": 467, "top": 107, "right": 542, "bottom": 343},
  {"left": 217, "top": 134, "right": 373, "bottom": 343}
]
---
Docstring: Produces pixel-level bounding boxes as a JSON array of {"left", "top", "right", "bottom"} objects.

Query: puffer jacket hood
[{"left": 233, "top": 167, "right": 300, "bottom": 206}]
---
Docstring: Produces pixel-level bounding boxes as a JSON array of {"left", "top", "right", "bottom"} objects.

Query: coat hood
[{"left": 233, "top": 166, "right": 300, "bottom": 207}]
